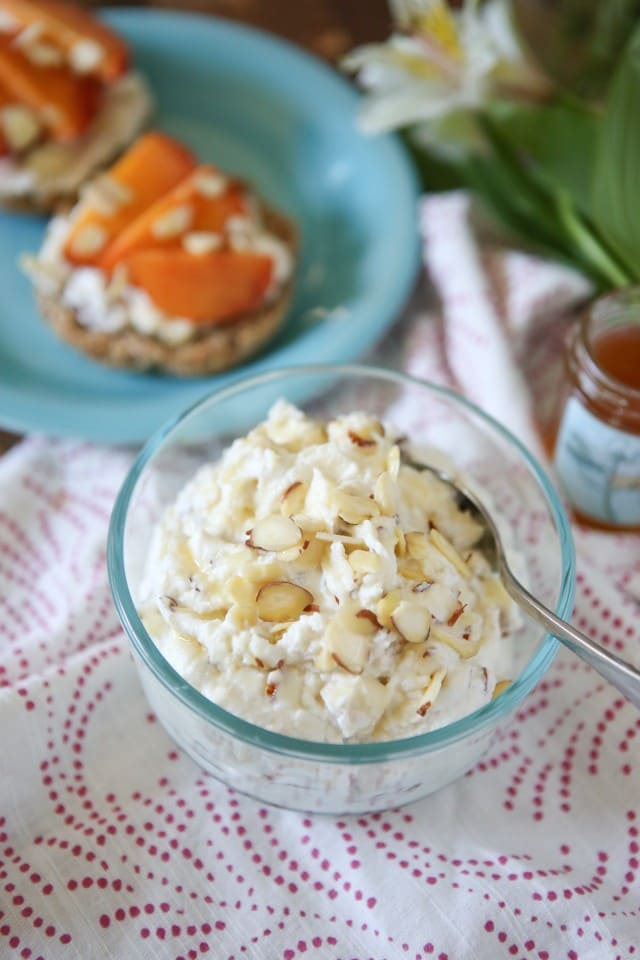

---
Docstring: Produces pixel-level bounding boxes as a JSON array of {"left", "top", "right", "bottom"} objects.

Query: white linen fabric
[{"left": 1, "top": 193, "right": 638, "bottom": 960}]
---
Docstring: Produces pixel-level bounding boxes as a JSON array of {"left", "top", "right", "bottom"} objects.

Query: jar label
[{"left": 554, "top": 396, "right": 640, "bottom": 525}]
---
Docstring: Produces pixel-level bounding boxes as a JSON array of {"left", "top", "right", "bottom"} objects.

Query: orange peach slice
[
  {"left": 99, "top": 164, "right": 247, "bottom": 272},
  {"left": 63, "top": 132, "right": 197, "bottom": 266},
  {"left": 121, "top": 247, "right": 273, "bottom": 323},
  {"left": 0, "top": 35, "right": 101, "bottom": 142},
  {"left": 1, "top": 0, "right": 129, "bottom": 81}
]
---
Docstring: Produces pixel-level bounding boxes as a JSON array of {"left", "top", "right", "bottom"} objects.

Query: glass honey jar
[{"left": 553, "top": 287, "right": 640, "bottom": 530}]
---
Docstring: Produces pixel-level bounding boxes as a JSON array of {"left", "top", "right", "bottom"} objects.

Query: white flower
[{"left": 343, "top": 0, "right": 550, "bottom": 134}]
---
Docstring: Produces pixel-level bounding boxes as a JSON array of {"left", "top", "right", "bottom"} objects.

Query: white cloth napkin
[{"left": 1, "top": 193, "right": 639, "bottom": 959}]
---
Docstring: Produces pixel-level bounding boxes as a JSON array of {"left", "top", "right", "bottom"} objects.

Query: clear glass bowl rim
[{"left": 107, "top": 363, "right": 575, "bottom": 764}]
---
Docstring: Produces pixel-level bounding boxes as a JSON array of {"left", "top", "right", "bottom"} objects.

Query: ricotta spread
[{"left": 137, "top": 401, "right": 519, "bottom": 743}]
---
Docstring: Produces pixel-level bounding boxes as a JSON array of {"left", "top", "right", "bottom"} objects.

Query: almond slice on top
[
  {"left": 391, "top": 601, "right": 432, "bottom": 644},
  {"left": 0, "top": 101, "right": 41, "bottom": 152},
  {"left": 247, "top": 515, "right": 302, "bottom": 553},
  {"left": 182, "top": 231, "right": 222, "bottom": 256},
  {"left": 280, "top": 480, "right": 307, "bottom": 518},
  {"left": 256, "top": 581, "right": 313, "bottom": 623},
  {"left": 429, "top": 528, "right": 472, "bottom": 578}
]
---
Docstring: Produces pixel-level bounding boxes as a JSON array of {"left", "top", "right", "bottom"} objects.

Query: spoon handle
[{"left": 501, "top": 565, "right": 640, "bottom": 709}]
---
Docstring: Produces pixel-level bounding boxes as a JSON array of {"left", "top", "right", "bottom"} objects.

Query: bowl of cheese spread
[{"left": 108, "top": 365, "right": 575, "bottom": 813}]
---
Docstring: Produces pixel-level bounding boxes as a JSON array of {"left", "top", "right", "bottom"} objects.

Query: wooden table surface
[
  {"left": 96, "top": 0, "right": 391, "bottom": 62},
  {"left": 0, "top": 0, "right": 391, "bottom": 455}
]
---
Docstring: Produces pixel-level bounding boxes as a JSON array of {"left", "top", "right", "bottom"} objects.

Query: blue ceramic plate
[{"left": 0, "top": 9, "right": 420, "bottom": 444}]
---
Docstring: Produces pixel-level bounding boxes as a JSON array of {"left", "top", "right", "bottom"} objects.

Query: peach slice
[
  {"left": 1, "top": 0, "right": 129, "bottom": 81},
  {"left": 99, "top": 164, "right": 247, "bottom": 272},
  {"left": 63, "top": 131, "right": 197, "bottom": 266},
  {"left": 120, "top": 247, "right": 273, "bottom": 324},
  {"left": 0, "top": 35, "right": 101, "bottom": 142}
]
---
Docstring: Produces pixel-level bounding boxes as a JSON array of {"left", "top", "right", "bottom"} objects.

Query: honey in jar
[{"left": 553, "top": 287, "right": 640, "bottom": 530}]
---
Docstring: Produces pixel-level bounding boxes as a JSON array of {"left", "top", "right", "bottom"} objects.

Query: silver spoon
[{"left": 412, "top": 462, "right": 640, "bottom": 709}]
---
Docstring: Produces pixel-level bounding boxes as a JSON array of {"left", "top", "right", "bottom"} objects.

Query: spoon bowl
[{"left": 414, "top": 461, "right": 640, "bottom": 710}]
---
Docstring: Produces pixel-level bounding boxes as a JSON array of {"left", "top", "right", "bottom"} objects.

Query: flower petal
[{"left": 356, "top": 85, "right": 465, "bottom": 133}]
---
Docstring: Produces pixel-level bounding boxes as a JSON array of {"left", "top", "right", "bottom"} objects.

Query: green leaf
[
  {"left": 592, "top": 24, "right": 640, "bottom": 281},
  {"left": 513, "top": 0, "right": 640, "bottom": 98},
  {"left": 485, "top": 99, "right": 600, "bottom": 216},
  {"left": 464, "top": 114, "right": 631, "bottom": 288},
  {"left": 551, "top": 190, "right": 632, "bottom": 287}
]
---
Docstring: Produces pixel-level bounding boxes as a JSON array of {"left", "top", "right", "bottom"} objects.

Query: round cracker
[{"left": 36, "top": 206, "right": 297, "bottom": 376}]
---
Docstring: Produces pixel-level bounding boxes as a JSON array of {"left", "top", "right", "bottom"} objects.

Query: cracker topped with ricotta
[
  {"left": 24, "top": 130, "right": 296, "bottom": 374},
  {"left": 0, "top": 0, "right": 152, "bottom": 210}
]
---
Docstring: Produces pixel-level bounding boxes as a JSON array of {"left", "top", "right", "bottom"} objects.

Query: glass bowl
[{"left": 108, "top": 364, "right": 575, "bottom": 814}]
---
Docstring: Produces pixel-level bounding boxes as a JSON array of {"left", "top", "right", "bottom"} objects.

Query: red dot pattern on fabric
[{"left": 0, "top": 379, "right": 639, "bottom": 957}]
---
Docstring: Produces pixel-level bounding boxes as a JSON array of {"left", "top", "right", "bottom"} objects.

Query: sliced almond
[
  {"left": 15, "top": 23, "right": 63, "bottom": 67},
  {"left": 69, "top": 38, "right": 105, "bottom": 74},
  {"left": 393, "top": 526, "right": 407, "bottom": 558},
  {"left": 0, "top": 10, "right": 18, "bottom": 31},
  {"left": 391, "top": 601, "right": 432, "bottom": 644},
  {"left": 354, "top": 609, "right": 381, "bottom": 635},
  {"left": 376, "top": 589, "right": 403, "bottom": 629},
  {"left": 405, "top": 531, "right": 430, "bottom": 560},
  {"left": 492, "top": 679, "right": 511, "bottom": 700},
  {"left": 193, "top": 171, "right": 227, "bottom": 197},
  {"left": 107, "top": 262, "right": 130, "bottom": 301},
  {"left": 348, "top": 549, "right": 381, "bottom": 576},
  {"left": 374, "top": 471, "right": 396, "bottom": 516},
  {"left": 331, "top": 652, "right": 363, "bottom": 674},
  {"left": 13, "top": 20, "right": 43, "bottom": 44},
  {"left": 265, "top": 419, "right": 327, "bottom": 451},
  {"left": 151, "top": 203, "right": 193, "bottom": 240},
  {"left": 397, "top": 558, "right": 425, "bottom": 581},
  {"left": 25, "top": 40, "right": 65, "bottom": 67},
  {"left": 182, "top": 231, "right": 222, "bottom": 256},
  {"left": 315, "top": 531, "right": 364, "bottom": 546},
  {"left": 431, "top": 624, "right": 481, "bottom": 658},
  {"left": 324, "top": 619, "right": 369, "bottom": 674},
  {"left": 85, "top": 174, "right": 133, "bottom": 216},
  {"left": 228, "top": 574, "right": 257, "bottom": 606},
  {"left": 68, "top": 224, "right": 109, "bottom": 258},
  {"left": 387, "top": 445, "right": 400, "bottom": 480},
  {"left": 347, "top": 429, "right": 376, "bottom": 448},
  {"left": 417, "top": 667, "right": 446, "bottom": 716},
  {"left": 0, "top": 105, "right": 41, "bottom": 152},
  {"left": 280, "top": 481, "right": 307, "bottom": 518},
  {"left": 247, "top": 515, "right": 302, "bottom": 553},
  {"left": 295, "top": 536, "right": 328, "bottom": 571},
  {"left": 227, "top": 216, "right": 254, "bottom": 251},
  {"left": 313, "top": 644, "right": 337, "bottom": 672},
  {"left": 256, "top": 581, "right": 313, "bottom": 622},
  {"left": 336, "top": 491, "right": 379, "bottom": 525},
  {"left": 447, "top": 601, "right": 466, "bottom": 626},
  {"left": 267, "top": 622, "right": 290, "bottom": 640},
  {"left": 429, "top": 528, "right": 472, "bottom": 578}
]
